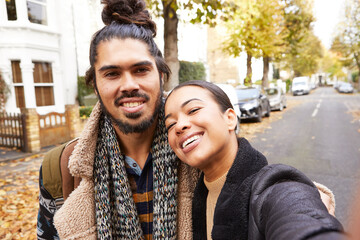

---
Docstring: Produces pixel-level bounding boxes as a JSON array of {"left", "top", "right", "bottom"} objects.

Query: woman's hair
[
  {"left": 166, "top": 80, "right": 234, "bottom": 113},
  {"left": 85, "top": 0, "right": 170, "bottom": 88}
]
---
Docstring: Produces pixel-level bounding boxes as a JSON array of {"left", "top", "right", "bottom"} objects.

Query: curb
[{"left": 0, "top": 146, "right": 55, "bottom": 163}]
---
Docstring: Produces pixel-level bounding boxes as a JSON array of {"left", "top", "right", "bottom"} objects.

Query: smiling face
[
  {"left": 94, "top": 38, "right": 162, "bottom": 134},
  {"left": 165, "top": 86, "right": 237, "bottom": 173}
]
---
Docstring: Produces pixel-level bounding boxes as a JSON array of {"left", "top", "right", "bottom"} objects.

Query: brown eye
[
  {"left": 166, "top": 122, "right": 176, "bottom": 132},
  {"left": 188, "top": 108, "right": 200, "bottom": 114},
  {"left": 105, "top": 71, "right": 119, "bottom": 78},
  {"left": 135, "top": 67, "right": 149, "bottom": 74}
]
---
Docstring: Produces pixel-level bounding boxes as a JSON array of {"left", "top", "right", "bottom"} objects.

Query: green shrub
[
  {"left": 253, "top": 80, "right": 262, "bottom": 86},
  {"left": 77, "top": 76, "right": 94, "bottom": 106},
  {"left": 79, "top": 106, "right": 93, "bottom": 119},
  {"left": 286, "top": 79, "right": 291, "bottom": 92},
  {"left": 272, "top": 66, "right": 280, "bottom": 79},
  {"left": 352, "top": 71, "right": 359, "bottom": 83},
  {"left": 179, "top": 61, "right": 206, "bottom": 84}
]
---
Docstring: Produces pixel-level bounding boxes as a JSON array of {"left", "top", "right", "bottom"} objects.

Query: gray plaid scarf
[{"left": 93, "top": 109, "right": 178, "bottom": 239}]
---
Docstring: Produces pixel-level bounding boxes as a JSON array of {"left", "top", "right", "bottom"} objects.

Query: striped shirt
[{"left": 125, "top": 153, "right": 153, "bottom": 240}]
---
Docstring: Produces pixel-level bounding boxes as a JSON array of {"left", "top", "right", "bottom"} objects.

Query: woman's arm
[{"left": 249, "top": 164, "right": 344, "bottom": 240}]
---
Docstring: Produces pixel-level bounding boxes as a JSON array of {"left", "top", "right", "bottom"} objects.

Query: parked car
[
  {"left": 216, "top": 83, "right": 241, "bottom": 133},
  {"left": 334, "top": 81, "right": 343, "bottom": 90},
  {"left": 292, "top": 76, "right": 310, "bottom": 96},
  {"left": 265, "top": 87, "right": 287, "bottom": 111},
  {"left": 338, "top": 82, "right": 354, "bottom": 93},
  {"left": 235, "top": 87, "right": 271, "bottom": 122}
]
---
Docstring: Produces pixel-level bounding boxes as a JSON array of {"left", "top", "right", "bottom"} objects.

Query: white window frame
[
  {"left": 32, "top": 61, "right": 55, "bottom": 107},
  {"left": 26, "top": 0, "right": 48, "bottom": 25}
]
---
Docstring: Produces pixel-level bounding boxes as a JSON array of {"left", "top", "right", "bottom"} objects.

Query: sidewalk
[{"left": 0, "top": 146, "right": 54, "bottom": 163}]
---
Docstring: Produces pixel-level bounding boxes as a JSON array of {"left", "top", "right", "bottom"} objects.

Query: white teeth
[
  {"left": 182, "top": 135, "right": 201, "bottom": 149},
  {"left": 123, "top": 102, "right": 142, "bottom": 108}
]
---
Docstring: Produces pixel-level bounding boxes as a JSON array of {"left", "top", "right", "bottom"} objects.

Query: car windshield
[
  {"left": 294, "top": 82, "right": 306, "bottom": 86},
  {"left": 236, "top": 88, "right": 259, "bottom": 100},
  {"left": 265, "top": 88, "right": 278, "bottom": 96},
  {"left": 341, "top": 83, "right": 351, "bottom": 87}
]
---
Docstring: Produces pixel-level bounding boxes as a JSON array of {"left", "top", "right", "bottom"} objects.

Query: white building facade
[
  {"left": 0, "top": 0, "right": 209, "bottom": 114},
  {"left": 0, "top": 0, "right": 103, "bottom": 114}
]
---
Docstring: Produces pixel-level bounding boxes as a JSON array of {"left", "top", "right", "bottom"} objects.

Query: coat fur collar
[{"left": 68, "top": 102, "right": 102, "bottom": 178}]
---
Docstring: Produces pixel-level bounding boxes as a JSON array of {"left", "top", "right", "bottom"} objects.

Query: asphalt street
[{"left": 249, "top": 87, "right": 360, "bottom": 228}]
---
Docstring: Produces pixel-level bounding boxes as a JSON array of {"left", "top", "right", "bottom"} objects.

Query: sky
[{"left": 313, "top": 0, "right": 346, "bottom": 49}]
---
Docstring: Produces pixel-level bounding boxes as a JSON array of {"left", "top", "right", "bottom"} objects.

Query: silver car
[
  {"left": 338, "top": 83, "right": 354, "bottom": 93},
  {"left": 265, "top": 87, "right": 287, "bottom": 111}
]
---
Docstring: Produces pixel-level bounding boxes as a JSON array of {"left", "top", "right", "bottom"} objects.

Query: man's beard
[{"left": 98, "top": 90, "right": 163, "bottom": 135}]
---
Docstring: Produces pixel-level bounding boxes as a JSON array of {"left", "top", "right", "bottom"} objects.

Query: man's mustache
[{"left": 114, "top": 92, "right": 150, "bottom": 107}]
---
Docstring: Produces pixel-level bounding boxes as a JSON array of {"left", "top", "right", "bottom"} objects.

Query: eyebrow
[
  {"left": 164, "top": 98, "right": 203, "bottom": 121},
  {"left": 98, "top": 60, "right": 153, "bottom": 72}
]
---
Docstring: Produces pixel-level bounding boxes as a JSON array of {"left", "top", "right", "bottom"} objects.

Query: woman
[{"left": 164, "top": 80, "right": 344, "bottom": 240}]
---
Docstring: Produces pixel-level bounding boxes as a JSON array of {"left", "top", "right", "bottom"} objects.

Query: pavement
[{"left": 0, "top": 145, "right": 55, "bottom": 163}]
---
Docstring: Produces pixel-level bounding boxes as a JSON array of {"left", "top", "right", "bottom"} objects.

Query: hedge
[
  {"left": 77, "top": 76, "right": 94, "bottom": 106},
  {"left": 79, "top": 106, "right": 93, "bottom": 119},
  {"left": 179, "top": 61, "right": 206, "bottom": 84}
]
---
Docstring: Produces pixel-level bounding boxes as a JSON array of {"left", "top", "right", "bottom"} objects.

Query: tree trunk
[
  {"left": 245, "top": 51, "right": 252, "bottom": 86},
  {"left": 354, "top": 53, "right": 360, "bottom": 91},
  {"left": 262, "top": 56, "right": 270, "bottom": 89},
  {"left": 163, "top": 0, "right": 179, "bottom": 91}
]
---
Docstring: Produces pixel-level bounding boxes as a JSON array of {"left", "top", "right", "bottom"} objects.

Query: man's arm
[{"left": 37, "top": 165, "right": 60, "bottom": 240}]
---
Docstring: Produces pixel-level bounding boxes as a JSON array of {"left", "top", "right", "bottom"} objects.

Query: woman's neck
[{"left": 203, "top": 136, "right": 238, "bottom": 182}]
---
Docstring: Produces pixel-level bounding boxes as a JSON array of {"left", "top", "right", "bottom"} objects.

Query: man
[{"left": 37, "top": 0, "right": 198, "bottom": 239}]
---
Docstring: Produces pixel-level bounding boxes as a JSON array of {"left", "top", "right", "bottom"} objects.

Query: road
[{"left": 249, "top": 87, "right": 360, "bottom": 227}]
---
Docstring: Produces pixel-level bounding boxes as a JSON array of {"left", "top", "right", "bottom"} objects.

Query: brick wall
[
  {"left": 21, "top": 108, "right": 41, "bottom": 153},
  {"left": 20, "top": 105, "right": 81, "bottom": 153}
]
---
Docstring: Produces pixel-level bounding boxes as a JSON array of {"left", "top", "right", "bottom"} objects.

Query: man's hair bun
[{"left": 101, "top": 0, "right": 156, "bottom": 36}]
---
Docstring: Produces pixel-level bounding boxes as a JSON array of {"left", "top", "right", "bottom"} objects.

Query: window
[
  {"left": 27, "top": 0, "right": 47, "bottom": 25},
  {"left": 5, "top": 0, "right": 17, "bottom": 20},
  {"left": 33, "top": 62, "right": 54, "bottom": 106},
  {"left": 11, "top": 61, "right": 25, "bottom": 108}
]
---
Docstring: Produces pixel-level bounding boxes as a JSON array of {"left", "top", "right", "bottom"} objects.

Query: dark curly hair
[{"left": 85, "top": 0, "right": 170, "bottom": 88}]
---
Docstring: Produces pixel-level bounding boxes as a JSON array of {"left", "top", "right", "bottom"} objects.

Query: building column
[
  {"left": 20, "top": 59, "right": 37, "bottom": 108},
  {"left": 21, "top": 108, "right": 40, "bottom": 153},
  {"left": 65, "top": 104, "right": 81, "bottom": 139},
  {"left": 52, "top": 62, "right": 65, "bottom": 112}
]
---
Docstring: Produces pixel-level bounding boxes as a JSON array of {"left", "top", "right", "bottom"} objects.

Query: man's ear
[{"left": 224, "top": 108, "right": 238, "bottom": 131}]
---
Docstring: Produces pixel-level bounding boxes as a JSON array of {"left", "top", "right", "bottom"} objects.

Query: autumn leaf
[{"left": 0, "top": 156, "right": 42, "bottom": 240}]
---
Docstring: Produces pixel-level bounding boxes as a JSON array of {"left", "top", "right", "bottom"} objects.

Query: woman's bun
[{"left": 101, "top": 0, "right": 156, "bottom": 36}]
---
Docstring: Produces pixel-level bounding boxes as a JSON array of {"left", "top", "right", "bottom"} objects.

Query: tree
[
  {"left": 255, "top": 0, "right": 287, "bottom": 88},
  {"left": 320, "top": 46, "right": 347, "bottom": 82},
  {"left": 281, "top": 0, "right": 317, "bottom": 77},
  {"left": 290, "top": 31, "right": 323, "bottom": 77},
  {"left": 223, "top": 0, "right": 261, "bottom": 85},
  {"left": 146, "top": 0, "right": 235, "bottom": 91},
  {"left": 223, "top": 0, "right": 286, "bottom": 88},
  {"left": 331, "top": 0, "right": 360, "bottom": 88}
]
